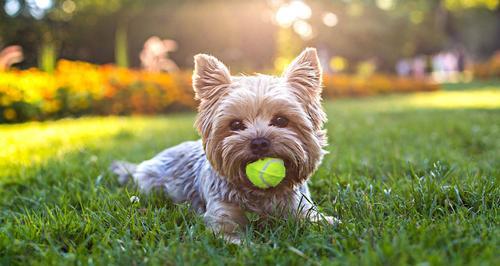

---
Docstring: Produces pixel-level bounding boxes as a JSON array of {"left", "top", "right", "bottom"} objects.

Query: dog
[{"left": 110, "top": 48, "right": 337, "bottom": 244}]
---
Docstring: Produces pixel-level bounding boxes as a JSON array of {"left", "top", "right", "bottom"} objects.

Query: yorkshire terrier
[{"left": 110, "top": 48, "right": 337, "bottom": 244}]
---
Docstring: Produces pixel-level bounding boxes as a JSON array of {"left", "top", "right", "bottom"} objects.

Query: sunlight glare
[
  {"left": 289, "top": 0, "right": 311, "bottom": 20},
  {"left": 34, "top": 0, "right": 52, "bottom": 10},
  {"left": 275, "top": 0, "right": 311, "bottom": 27},
  {"left": 376, "top": 0, "right": 395, "bottom": 11},
  {"left": 293, "top": 20, "right": 313, "bottom": 40}
]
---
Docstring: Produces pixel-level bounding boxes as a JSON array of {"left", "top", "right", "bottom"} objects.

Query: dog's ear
[
  {"left": 283, "top": 48, "right": 326, "bottom": 130},
  {"left": 282, "top": 47, "right": 322, "bottom": 96},
  {"left": 193, "top": 54, "right": 231, "bottom": 101}
]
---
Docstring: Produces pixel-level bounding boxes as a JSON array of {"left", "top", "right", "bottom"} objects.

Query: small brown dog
[{"left": 111, "top": 48, "right": 337, "bottom": 244}]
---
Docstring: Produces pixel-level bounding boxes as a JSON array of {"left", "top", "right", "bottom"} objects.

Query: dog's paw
[
  {"left": 308, "top": 213, "right": 341, "bottom": 226},
  {"left": 223, "top": 234, "right": 242, "bottom": 245},
  {"left": 322, "top": 215, "right": 341, "bottom": 226}
]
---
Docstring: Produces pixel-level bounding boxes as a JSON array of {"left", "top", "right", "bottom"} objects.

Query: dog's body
[
  {"left": 111, "top": 139, "right": 319, "bottom": 220},
  {"left": 111, "top": 48, "right": 336, "bottom": 243}
]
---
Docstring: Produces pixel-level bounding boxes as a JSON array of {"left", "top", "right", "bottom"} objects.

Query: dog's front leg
[
  {"left": 295, "top": 184, "right": 340, "bottom": 225},
  {"left": 203, "top": 200, "right": 248, "bottom": 244}
]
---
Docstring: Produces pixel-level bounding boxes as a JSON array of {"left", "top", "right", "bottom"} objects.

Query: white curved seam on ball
[{"left": 258, "top": 159, "right": 280, "bottom": 188}]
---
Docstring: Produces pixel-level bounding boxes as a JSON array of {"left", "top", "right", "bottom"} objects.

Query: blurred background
[{"left": 0, "top": 0, "right": 499, "bottom": 122}]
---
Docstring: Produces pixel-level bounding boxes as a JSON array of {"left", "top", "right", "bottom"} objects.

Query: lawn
[{"left": 1, "top": 82, "right": 499, "bottom": 265}]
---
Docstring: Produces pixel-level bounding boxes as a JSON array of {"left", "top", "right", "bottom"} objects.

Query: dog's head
[{"left": 193, "top": 48, "right": 327, "bottom": 191}]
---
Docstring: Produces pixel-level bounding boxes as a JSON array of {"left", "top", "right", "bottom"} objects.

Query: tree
[{"left": 0, "top": 0, "right": 165, "bottom": 69}]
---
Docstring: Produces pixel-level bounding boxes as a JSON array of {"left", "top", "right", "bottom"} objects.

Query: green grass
[{"left": 1, "top": 83, "right": 499, "bottom": 265}]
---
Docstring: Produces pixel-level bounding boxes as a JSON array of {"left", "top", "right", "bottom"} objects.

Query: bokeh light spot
[
  {"left": 322, "top": 12, "right": 338, "bottom": 27},
  {"left": 347, "top": 3, "right": 364, "bottom": 17},
  {"left": 293, "top": 20, "right": 313, "bottom": 40},
  {"left": 289, "top": 0, "right": 311, "bottom": 20},
  {"left": 410, "top": 10, "right": 424, "bottom": 24},
  {"left": 274, "top": 0, "right": 311, "bottom": 27},
  {"left": 62, "top": 0, "right": 76, "bottom": 14},
  {"left": 34, "top": 0, "right": 52, "bottom": 10},
  {"left": 4, "top": 0, "right": 20, "bottom": 16},
  {"left": 329, "top": 56, "right": 347, "bottom": 72},
  {"left": 376, "top": 0, "right": 395, "bottom": 11}
]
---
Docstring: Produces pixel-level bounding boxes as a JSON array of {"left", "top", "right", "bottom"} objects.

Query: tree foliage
[{"left": 0, "top": 0, "right": 498, "bottom": 70}]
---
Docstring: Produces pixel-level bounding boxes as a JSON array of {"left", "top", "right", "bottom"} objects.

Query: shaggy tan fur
[{"left": 111, "top": 48, "right": 337, "bottom": 244}]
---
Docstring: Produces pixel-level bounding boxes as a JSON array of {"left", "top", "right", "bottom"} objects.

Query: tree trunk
[
  {"left": 115, "top": 23, "right": 129, "bottom": 68},
  {"left": 38, "top": 39, "right": 56, "bottom": 73}
]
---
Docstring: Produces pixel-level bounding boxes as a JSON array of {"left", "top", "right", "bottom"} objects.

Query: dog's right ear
[{"left": 193, "top": 54, "right": 231, "bottom": 101}]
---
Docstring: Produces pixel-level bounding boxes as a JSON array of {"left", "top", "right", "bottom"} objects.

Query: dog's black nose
[{"left": 250, "top": 137, "right": 270, "bottom": 155}]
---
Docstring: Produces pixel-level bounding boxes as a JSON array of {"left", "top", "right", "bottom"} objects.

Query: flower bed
[
  {"left": 323, "top": 74, "right": 439, "bottom": 98},
  {"left": 1, "top": 60, "right": 439, "bottom": 123},
  {"left": 0, "top": 60, "right": 196, "bottom": 122}
]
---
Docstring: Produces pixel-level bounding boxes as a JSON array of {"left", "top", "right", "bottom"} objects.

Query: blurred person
[
  {"left": 396, "top": 58, "right": 411, "bottom": 77},
  {"left": 412, "top": 55, "right": 426, "bottom": 79},
  {"left": 454, "top": 45, "right": 472, "bottom": 82},
  {"left": 424, "top": 56, "right": 433, "bottom": 76},
  {"left": 140, "top": 36, "right": 179, "bottom": 72},
  {"left": 443, "top": 51, "right": 457, "bottom": 82},
  {"left": 432, "top": 52, "right": 446, "bottom": 83},
  {"left": 0, "top": 45, "right": 23, "bottom": 71},
  {"left": 456, "top": 47, "right": 466, "bottom": 74}
]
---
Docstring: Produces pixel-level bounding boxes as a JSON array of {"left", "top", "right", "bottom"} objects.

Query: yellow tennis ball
[{"left": 245, "top": 157, "right": 286, "bottom": 189}]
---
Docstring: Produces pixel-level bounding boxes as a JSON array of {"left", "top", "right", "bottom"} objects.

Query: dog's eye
[
  {"left": 270, "top": 116, "right": 289, "bottom": 128},
  {"left": 229, "top": 120, "right": 246, "bottom": 131}
]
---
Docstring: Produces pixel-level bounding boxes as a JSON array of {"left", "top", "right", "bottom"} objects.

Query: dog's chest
[{"left": 232, "top": 189, "right": 295, "bottom": 216}]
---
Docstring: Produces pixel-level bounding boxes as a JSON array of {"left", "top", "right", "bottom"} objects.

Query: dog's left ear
[{"left": 283, "top": 47, "right": 322, "bottom": 96}]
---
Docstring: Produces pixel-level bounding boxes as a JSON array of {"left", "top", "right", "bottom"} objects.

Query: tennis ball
[{"left": 245, "top": 157, "right": 286, "bottom": 189}]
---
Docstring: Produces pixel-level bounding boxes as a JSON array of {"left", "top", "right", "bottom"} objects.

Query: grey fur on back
[{"left": 110, "top": 139, "right": 315, "bottom": 216}]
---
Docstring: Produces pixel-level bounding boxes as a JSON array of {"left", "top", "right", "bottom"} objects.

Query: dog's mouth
[{"left": 239, "top": 156, "right": 293, "bottom": 190}]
